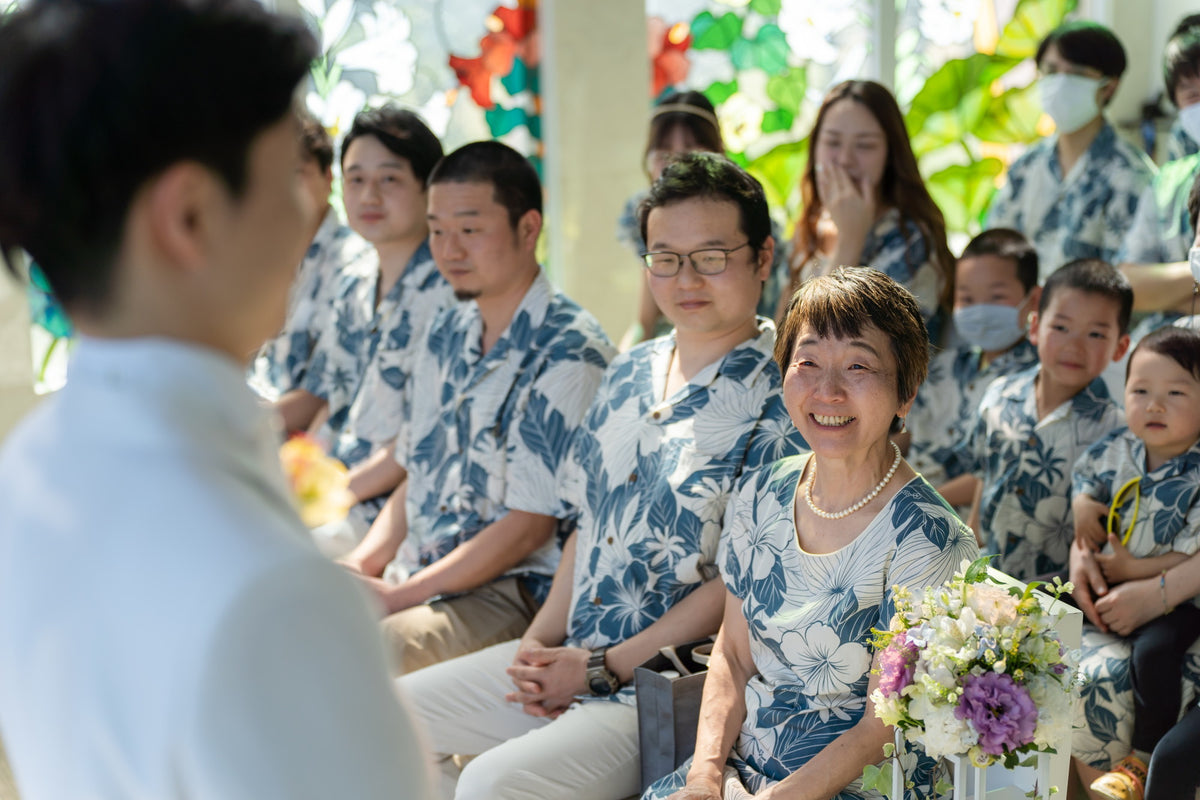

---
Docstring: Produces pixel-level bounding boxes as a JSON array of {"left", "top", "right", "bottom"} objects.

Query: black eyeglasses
[{"left": 640, "top": 242, "right": 752, "bottom": 277}]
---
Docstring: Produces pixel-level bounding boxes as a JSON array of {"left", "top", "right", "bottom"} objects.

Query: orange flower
[{"left": 279, "top": 434, "right": 353, "bottom": 528}]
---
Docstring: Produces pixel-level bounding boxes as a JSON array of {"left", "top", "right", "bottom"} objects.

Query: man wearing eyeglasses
[{"left": 398, "top": 152, "right": 806, "bottom": 800}]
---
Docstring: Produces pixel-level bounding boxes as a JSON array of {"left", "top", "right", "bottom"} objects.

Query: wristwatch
[{"left": 586, "top": 647, "right": 621, "bottom": 696}]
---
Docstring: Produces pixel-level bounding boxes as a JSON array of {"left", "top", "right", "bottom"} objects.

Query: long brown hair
[{"left": 789, "top": 80, "right": 955, "bottom": 315}]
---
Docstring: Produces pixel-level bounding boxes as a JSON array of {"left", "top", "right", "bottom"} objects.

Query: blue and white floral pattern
[
  {"left": 303, "top": 240, "right": 454, "bottom": 453},
  {"left": 389, "top": 271, "right": 614, "bottom": 603},
  {"left": 1117, "top": 152, "right": 1200, "bottom": 265},
  {"left": 562, "top": 321, "right": 808, "bottom": 706},
  {"left": 1165, "top": 116, "right": 1199, "bottom": 163},
  {"left": 248, "top": 209, "right": 370, "bottom": 400},
  {"left": 908, "top": 338, "right": 1038, "bottom": 488},
  {"left": 860, "top": 207, "right": 945, "bottom": 330},
  {"left": 986, "top": 123, "right": 1156, "bottom": 280},
  {"left": 643, "top": 457, "right": 978, "bottom": 799},
  {"left": 1073, "top": 428, "right": 1200, "bottom": 560},
  {"left": 960, "top": 365, "right": 1124, "bottom": 581}
]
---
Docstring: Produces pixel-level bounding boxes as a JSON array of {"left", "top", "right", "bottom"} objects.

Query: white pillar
[{"left": 540, "top": 0, "right": 648, "bottom": 341}]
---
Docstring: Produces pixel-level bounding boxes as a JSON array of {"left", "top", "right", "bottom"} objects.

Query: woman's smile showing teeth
[{"left": 813, "top": 414, "right": 854, "bottom": 427}]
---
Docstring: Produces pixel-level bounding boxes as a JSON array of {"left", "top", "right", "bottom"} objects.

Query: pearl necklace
[{"left": 804, "top": 440, "right": 902, "bottom": 520}]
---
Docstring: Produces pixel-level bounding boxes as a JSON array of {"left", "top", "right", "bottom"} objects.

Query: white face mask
[
  {"left": 1189, "top": 245, "right": 1200, "bottom": 285},
  {"left": 953, "top": 297, "right": 1029, "bottom": 353},
  {"left": 1039, "top": 73, "right": 1106, "bottom": 134},
  {"left": 1180, "top": 103, "right": 1200, "bottom": 147}
]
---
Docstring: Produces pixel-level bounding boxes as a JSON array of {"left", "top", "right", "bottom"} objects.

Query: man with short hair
[
  {"left": 249, "top": 110, "right": 369, "bottom": 402},
  {"left": 0, "top": 2, "right": 432, "bottom": 797},
  {"left": 341, "top": 140, "right": 615, "bottom": 674}
]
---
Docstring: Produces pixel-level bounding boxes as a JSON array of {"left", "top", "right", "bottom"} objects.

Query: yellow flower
[{"left": 280, "top": 434, "right": 353, "bottom": 527}]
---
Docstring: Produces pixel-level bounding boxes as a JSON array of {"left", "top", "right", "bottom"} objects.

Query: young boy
[
  {"left": 907, "top": 228, "right": 1041, "bottom": 510},
  {"left": 0, "top": 1, "right": 431, "bottom": 797},
  {"left": 249, "top": 111, "right": 368, "bottom": 402},
  {"left": 962, "top": 259, "right": 1131, "bottom": 581}
]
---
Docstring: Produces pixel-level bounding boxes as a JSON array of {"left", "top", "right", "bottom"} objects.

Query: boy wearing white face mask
[
  {"left": 906, "top": 228, "right": 1041, "bottom": 513},
  {"left": 1117, "top": 26, "right": 1200, "bottom": 334},
  {"left": 987, "top": 22, "right": 1155, "bottom": 283}
]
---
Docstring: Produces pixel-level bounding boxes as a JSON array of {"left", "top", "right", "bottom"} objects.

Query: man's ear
[
  {"left": 1028, "top": 310, "right": 1041, "bottom": 346},
  {"left": 755, "top": 236, "right": 775, "bottom": 282},
  {"left": 142, "top": 162, "right": 222, "bottom": 274},
  {"left": 517, "top": 208, "right": 542, "bottom": 252},
  {"left": 1112, "top": 333, "right": 1131, "bottom": 363},
  {"left": 1099, "top": 77, "right": 1120, "bottom": 108}
]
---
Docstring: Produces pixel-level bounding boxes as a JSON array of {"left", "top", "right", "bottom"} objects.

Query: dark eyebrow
[{"left": 795, "top": 335, "right": 882, "bottom": 357}]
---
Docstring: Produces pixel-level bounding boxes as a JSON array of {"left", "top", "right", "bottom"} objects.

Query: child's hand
[
  {"left": 1095, "top": 533, "right": 1137, "bottom": 585},
  {"left": 1072, "top": 494, "right": 1109, "bottom": 550}
]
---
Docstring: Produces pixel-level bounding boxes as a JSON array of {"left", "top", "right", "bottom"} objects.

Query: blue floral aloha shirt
[
  {"left": 248, "top": 208, "right": 370, "bottom": 400},
  {"left": 561, "top": 321, "right": 808, "bottom": 706},
  {"left": 387, "top": 271, "right": 614, "bottom": 603},
  {"left": 1073, "top": 432, "right": 1200, "bottom": 767},
  {"left": 643, "top": 456, "right": 978, "bottom": 800},
  {"left": 858, "top": 207, "right": 946, "bottom": 332},
  {"left": 908, "top": 338, "right": 1039, "bottom": 488},
  {"left": 616, "top": 191, "right": 793, "bottom": 332},
  {"left": 986, "top": 123, "right": 1156, "bottom": 280},
  {"left": 1165, "top": 116, "right": 1199, "bottom": 163},
  {"left": 1118, "top": 152, "right": 1200, "bottom": 266},
  {"left": 960, "top": 365, "right": 1124, "bottom": 581}
]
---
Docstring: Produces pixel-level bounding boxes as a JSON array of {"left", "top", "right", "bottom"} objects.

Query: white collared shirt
[{"left": 0, "top": 337, "right": 432, "bottom": 799}]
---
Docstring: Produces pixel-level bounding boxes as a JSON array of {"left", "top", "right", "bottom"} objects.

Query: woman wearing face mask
[
  {"left": 1116, "top": 26, "right": 1200, "bottom": 333},
  {"left": 986, "top": 22, "right": 1156, "bottom": 282},
  {"left": 1164, "top": 14, "right": 1200, "bottom": 161},
  {"left": 782, "top": 80, "right": 955, "bottom": 344}
]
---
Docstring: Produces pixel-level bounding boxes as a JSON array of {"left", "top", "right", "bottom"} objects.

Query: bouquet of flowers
[
  {"left": 279, "top": 433, "right": 353, "bottom": 528},
  {"left": 869, "top": 557, "right": 1081, "bottom": 770}
]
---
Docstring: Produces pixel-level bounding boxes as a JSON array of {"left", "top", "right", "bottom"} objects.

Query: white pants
[{"left": 400, "top": 639, "right": 641, "bottom": 800}]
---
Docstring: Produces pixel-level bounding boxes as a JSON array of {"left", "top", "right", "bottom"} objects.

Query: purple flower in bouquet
[
  {"left": 955, "top": 672, "right": 1038, "bottom": 755},
  {"left": 878, "top": 631, "right": 918, "bottom": 697}
]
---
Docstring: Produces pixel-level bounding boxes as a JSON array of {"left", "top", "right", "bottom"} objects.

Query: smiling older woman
[{"left": 645, "top": 268, "right": 978, "bottom": 800}]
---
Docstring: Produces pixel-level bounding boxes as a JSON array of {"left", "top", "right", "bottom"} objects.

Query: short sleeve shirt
[
  {"left": 1072, "top": 428, "right": 1200, "bottom": 560},
  {"left": 908, "top": 338, "right": 1039, "bottom": 486},
  {"left": 715, "top": 457, "right": 978, "bottom": 795},
  {"left": 1165, "top": 117, "right": 1199, "bottom": 163},
  {"left": 1117, "top": 152, "right": 1200, "bottom": 265},
  {"left": 249, "top": 209, "right": 369, "bottom": 400},
  {"left": 303, "top": 240, "right": 455, "bottom": 462},
  {"left": 561, "top": 321, "right": 809, "bottom": 704},
  {"left": 962, "top": 365, "right": 1124, "bottom": 580},
  {"left": 861, "top": 207, "right": 945, "bottom": 326},
  {"left": 391, "top": 271, "right": 615, "bottom": 602},
  {"left": 986, "top": 123, "right": 1156, "bottom": 279}
]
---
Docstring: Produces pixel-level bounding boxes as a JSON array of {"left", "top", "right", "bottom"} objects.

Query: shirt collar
[
  {"left": 650, "top": 317, "right": 778, "bottom": 409},
  {"left": 462, "top": 268, "right": 553, "bottom": 364}
]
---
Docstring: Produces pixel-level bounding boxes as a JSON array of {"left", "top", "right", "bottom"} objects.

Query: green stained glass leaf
[
  {"left": 500, "top": 57, "right": 529, "bottom": 95},
  {"left": 691, "top": 11, "right": 743, "bottom": 50},
  {"left": 749, "top": 0, "right": 782, "bottom": 16},
  {"left": 746, "top": 138, "right": 809, "bottom": 214},
  {"left": 995, "top": 0, "right": 1078, "bottom": 60},
  {"left": 905, "top": 53, "right": 1019, "bottom": 138},
  {"left": 761, "top": 108, "right": 794, "bottom": 133},
  {"left": 704, "top": 79, "right": 739, "bottom": 106},
  {"left": 730, "top": 37, "right": 755, "bottom": 71},
  {"left": 767, "top": 67, "right": 807, "bottom": 115},
  {"left": 729, "top": 151, "right": 750, "bottom": 168},
  {"left": 910, "top": 87, "right": 990, "bottom": 156},
  {"left": 973, "top": 82, "right": 1044, "bottom": 144},
  {"left": 924, "top": 158, "right": 1004, "bottom": 233},
  {"left": 753, "top": 24, "right": 790, "bottom": 75},
  {"left": 485, "top": 106, "right": 532, "bottom": 137}
]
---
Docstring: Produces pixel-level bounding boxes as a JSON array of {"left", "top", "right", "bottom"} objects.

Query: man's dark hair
[
  {"left": 1039, "top": 259, "right": 1134, "bottom": 335},
  {"left": 339, "top": 105, "right": 443, "bottom": 184},
  {"left": 427, "top": 141, "right": 542, "bottom": 229},
  {"left": 1037, "top": 22, "right": 1127, "bottom": 80},
  {"left": 636, "top": 152, "right": 771, "bottom": 253},
  {"left": 299, "top": 111, "right": 333, "bottom": 173},
  {"left": 960, "top": 228, "right": 1040, "bottom": 292},
  {"left": 1164, "top": 30, "right": 1200, "bottom": 107},
  {"left": 0, "top": 0, "right": 315, "bottom": 314},
  {"left": 1173, "top": 14, "right": 1200, "bottom": 39}
]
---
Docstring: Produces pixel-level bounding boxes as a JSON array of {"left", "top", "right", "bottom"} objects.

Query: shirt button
[
  {"left": 1014, "top": 487, "right": 1025, "bottom": 496},
  {"left": 628, "top": 472, "right": 637, "bottom": 483},
  {"left": 593, "top": 597, "right": 602, "bottom": 605},
  {"left": 440, "top": 504, "right": 448, "bottom": 512},
  {"left": 1027, "top": 436, "right": 1037, "bottom": 447},
  {"left": 607, "top": 536, "right": 614, "bottom": 545},
  {"left": 652, "top": 411, "right": 661, "bottom": 420},
  {"left": 968, "top": 382, "right": 975, "bottom": 390}
]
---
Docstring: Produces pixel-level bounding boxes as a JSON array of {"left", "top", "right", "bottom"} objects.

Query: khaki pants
[
  {"left": 0, "top": 734, "right": 19, "bottom": 800},
  {"left": 381, "top": 576, "right": 539, "bottom": 676}
]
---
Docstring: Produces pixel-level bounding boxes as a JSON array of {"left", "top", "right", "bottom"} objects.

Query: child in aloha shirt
[
  {"left": 961, "top": 259, "right": 1130, "bottom": 581},
  {"left": 1072, "top": 325, "right": 1200, "bottom": 800},
  {"left": 906, "top": 228, "right": 1040, "bottom": 512}
]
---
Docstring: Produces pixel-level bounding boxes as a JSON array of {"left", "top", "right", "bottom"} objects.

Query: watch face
[{"left": 588, "top": 674, "right": 614, "bottom": 696}]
